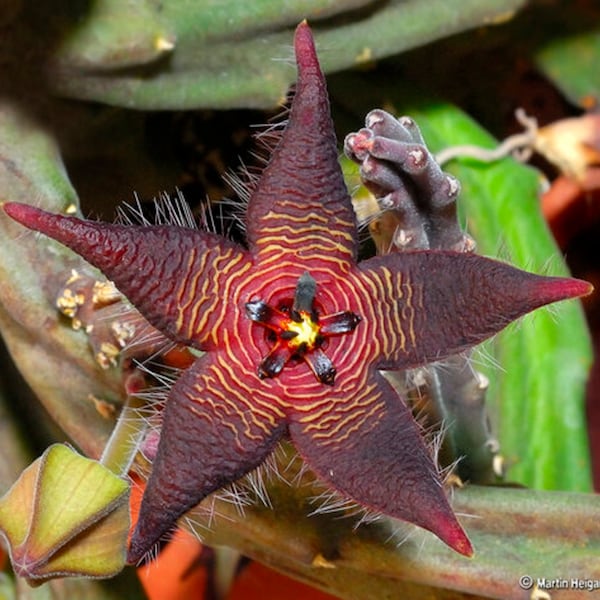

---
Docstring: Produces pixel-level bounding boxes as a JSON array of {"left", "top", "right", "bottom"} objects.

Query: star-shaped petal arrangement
[{"left": 3, "top": 22, "right": 592, "bottom": 564}]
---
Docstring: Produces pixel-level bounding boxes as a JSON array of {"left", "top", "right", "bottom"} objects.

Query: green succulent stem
[
  {"left": 100, "top": 393, "right": 148, "bottom": 477},
  {"left": 195, "top": 470, "right": 600, "bottom": 599}
]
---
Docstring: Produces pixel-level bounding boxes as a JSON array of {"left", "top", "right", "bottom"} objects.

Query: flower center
[
  {"left": 286, "top": 311, "right": 321, "bottom": 350},
  {"left": 245, "top": 272, "right": 361, "bottom": 385}
]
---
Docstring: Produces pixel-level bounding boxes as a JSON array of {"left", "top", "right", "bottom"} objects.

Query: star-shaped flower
[{"left": 3, "top": 22, "right": 592, "bottom": 564}]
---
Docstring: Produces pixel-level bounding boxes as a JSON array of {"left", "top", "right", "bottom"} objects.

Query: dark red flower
[{"left": 3, "top": 22, "right": 592, "bottom": 564}]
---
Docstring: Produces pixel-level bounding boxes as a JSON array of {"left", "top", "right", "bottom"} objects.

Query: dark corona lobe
[{"left": 2, "top": 21, "right": 592, "bottom": 565}]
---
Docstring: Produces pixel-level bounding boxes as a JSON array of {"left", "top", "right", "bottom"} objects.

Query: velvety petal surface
[
  {"left": 360, "top": 251, "right": 592, "bottom": 369},
  {"left": 287, "top": 369, "right": 472, "bottom": 556},
  {"left": 245, "top": 21, "right": 357, "bottom": 272},
  {"left": 128, "top": 352, "right": 287, "bottom": 564},
  {"left": 2, "top": 202, "right": 251, "bottom": 350}
]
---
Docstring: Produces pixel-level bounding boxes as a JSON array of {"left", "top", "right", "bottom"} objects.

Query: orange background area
[{"left": 130, "top": 476, "right": 337, "bottom": 600}]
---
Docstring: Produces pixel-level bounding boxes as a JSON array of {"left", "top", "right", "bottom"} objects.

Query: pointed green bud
[{"left": 0, "top": 444, "right": 129, "bottom": 584}]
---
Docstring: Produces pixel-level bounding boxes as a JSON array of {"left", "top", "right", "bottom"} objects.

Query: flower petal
[
  {"left": 245, "top": 22, "right": 357, "bottom": 270},
  {"left": 2, "top": 202, "right": 251, "bottom": 350},
  {"left": 360, "top": 251, "right": 592, "bottom": 370},
  {"left": 127, "top": 352, "right": 287, "bottom": 565},
  {"left": 287, "top": 370, "right": 472, "bottom": 556}
]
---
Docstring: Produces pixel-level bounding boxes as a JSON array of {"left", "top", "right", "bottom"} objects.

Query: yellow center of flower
[
  {"left": 245, "top": 272, "right": 360, "bottom": 385},
  {"left": 286, "top": 311, "right": 321, "bottom": 350}
]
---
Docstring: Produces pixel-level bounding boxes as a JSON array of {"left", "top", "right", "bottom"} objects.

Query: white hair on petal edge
[
  {"left": 251, "top": 110, "right": 289, "bottom": 152},
  {"left": 116, "top": 190, "right": 197, "bottom": 229},
  {"left": 134, "top": 359, "right": 179, "bottom": 389},
  {"left": 271, "top": 443, "right": 305, "bottom": 485},
  {"left": 220, "top": 107, "right": 289, "bottom": 235},
  {"left": 115, "top": 194, "right": 152, "bottom": 227},
  {"left": 469, "top": 342, "right": 503, "bottom": 373},
  {"left": 154, "top": 190, "right": 197, "bottom": 229},
  {"left": 133, "top": 527, "right": 170, "bottom": 568},
  {"left": 122, "top": 330, "right": 176, "bottom": 363},
  {"left": 270, "top": 42, "right": 296, "bottom": 67},
  {"left": 307, "top": 488, "right": 355, "bottom": 517},
  {"left": 212, "top": 446, "right": 295, "bottom": 513},
  {"left": 116, "top": 188, "right": 237, "bottom": 241},
  {"left": 221, "top": 165, "right": 259, "bottom": 233},
  {"left": 148, "top": 446, "right": 297, "bottom": 550},
  {"left": 180, "top": 486, "right": 250, "bottom": 544}
]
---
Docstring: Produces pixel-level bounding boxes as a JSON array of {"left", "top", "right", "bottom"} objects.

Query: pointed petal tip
[
  {"left": 3, "top": 201, "right": 36, "bottom": 224},
  {"left": 560, "top": 277, "right": 593, "bottom": 299},
  {"left": 434, "top": 517, "right": 474, "bottom": 557},
  {"left": 3, "top": 202, "right": 88, "bottom": 249},
  {"left": 446, "top": 526, "right": 474, "bottom": 558},
  {"left": 294, "top": 20, "right": 319, "bottom": 72},
  {"left": 127, "top": 523, "right": 159, "bottom": 566},
  {"left": 295, "top": 20, "right": 311, "bottom": 41},
  {"left": 126, "top": 496, "right": 182, "bottom": 566},
  {"left": 536, "top": 276, "right": 594, "bottom": 304},
  {"left": 126, "top": 538, "right": 145, "bottom": 566},
  {"left": 3, "top": 202, "right": 64, "bottom": 234}
]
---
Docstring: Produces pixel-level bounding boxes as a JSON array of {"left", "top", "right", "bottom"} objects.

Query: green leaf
[
  {"left": 0, "top": 381, "right": 32, "bottom": 496},
  {"left": 0, "top": 573, "right": 15, "bottom": 600},
  {"left": 535, "top": 27, "right": 600, "bottom": 109},
  {"left": 46, "top": 0, "right": 526, "bottom": 109},
  {"left": 386, "top": 101, "right": 594, "bottom": 491}
]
